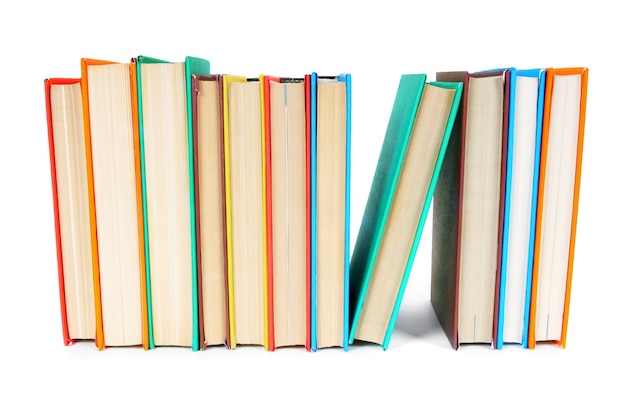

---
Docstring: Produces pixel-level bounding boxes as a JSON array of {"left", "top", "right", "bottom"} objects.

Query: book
[
  {"left": 191, "top": 74, "right": 229, "bottom": 349},
  {"left": 495, "top": 68, "right": 546, "bottom": 349},
  {"left": 310, "top": 73, "right": 351, "bottom": 351},
  {"left": 80, "top": 58, "right": 149, "bottom": 350},
  {"left": 223, "top": 75, "right": 267, "bottom": 349},
  {"left": 528, "top": 67, "right": 588, "bottom": 349},
  {"left": 45, "top": 77, "right": 97, "bottom": 346},
  {"left": 431, "top": 69, "right": 511, "bottom": 349},
  {"left": 184, "top": 57, "right": 212, "bottom": 351},
  {"left": 262, "top": 75, "right": 308, "bottom": 350},
  {"left": 136, "top": 56, "right": 207, "bottom": 348},
  {"left": 349, "top": 75, "right": 463, "bottom": 349}
]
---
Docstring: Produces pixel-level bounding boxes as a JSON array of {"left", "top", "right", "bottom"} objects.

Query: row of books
[
  {"left": 351, "top": 68, "right": 589, "bottom": 350},
  {"left": 45, "top": 56, "right": 588, "bottom": 351},
  {"left": 46, "top": 56, "right": 352, "bottom": 351}
]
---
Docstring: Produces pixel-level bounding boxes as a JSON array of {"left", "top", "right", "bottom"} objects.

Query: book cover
[
  {"left": 309, "top": 73, "right": 351, "bottom": 351},
  {"left": 80, "top": 58, "right": 149, "bottom": 350},
  {"left": 495, "top": 68, "right": 546, "bottom": 349},
  {"left": 79, "top": 60, "right": 106, "bottom": 351},
  {"left": 130, "top": 58, "right": 151, "bottom": 351},
  {"left": 184, "top": 57, "right": 210, "bottom": 351},
  {"left": 45, "top": 77, "right": 97, "bottom": 347},
  {"left": 528, "top": 67, "right": 588, "bottom": 349},
  {"left": 350, "top": 75, "right": 463, "bottom": 349},
  {"left": 309, "top": 73, "right": 318, "bottom": 351},
  {"left": 349, "top": 74, "right": 426, "bottom": 348},
  {"left": 431, "top": 69, "right": 511, "bottom": 349},
  {"left": 304, "top": 74, "right": 312, "bottom": 351}
]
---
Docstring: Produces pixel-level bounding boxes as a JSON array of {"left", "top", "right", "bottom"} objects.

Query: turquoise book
[
  {"left": 496, "top": 68, "right": 546, "bottom": 349},
  {"left": 184, "top": 56, "right": 211, "bottom": 351},
  {"left": 309, "top": 73, "right": 351, "bottom": 351},
  {"left": 349, "top": 74, "right": 462, "bottom": 349},
  {"left": 136, "top": 55, "right": 209, "bottom": 350}
]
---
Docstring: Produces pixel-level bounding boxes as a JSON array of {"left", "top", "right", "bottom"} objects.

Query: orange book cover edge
[
  {"left": 81, "top": 58, "right": 150, "bottom": 350},
  {"left": 528, "top": 67, "right": 588, "bottom": 349}
]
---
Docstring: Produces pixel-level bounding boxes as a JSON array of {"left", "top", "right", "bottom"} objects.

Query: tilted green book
[{"left": 349, "top": 75, "right": 462, "bottom": 349}]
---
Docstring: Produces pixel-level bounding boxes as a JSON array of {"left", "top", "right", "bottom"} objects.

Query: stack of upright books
[
  {"left": 45, "top": 56, "right": 351, "bottom": 351},
  {"left": 45, "top": 57, "right": 588, "bottom": 352}
]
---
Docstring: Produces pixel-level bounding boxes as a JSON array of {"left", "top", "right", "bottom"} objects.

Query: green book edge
[
  {"left": 185, "top": 56, "right": 210, "bottom": 351},
  {"left": 138, "top": 56, "right": 207, "bottom": 350},
  {"left": 136, "top": 56, "right": 169, "bottom": 349},
  {"left": 348, "top": 74, "right": 427, "bottom": 344},
  {"left": 381, "top": 81, "right": 463, "bottom": 349}
]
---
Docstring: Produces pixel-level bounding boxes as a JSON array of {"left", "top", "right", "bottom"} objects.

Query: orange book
[
  {"left": 45, "top": 78, "right": 98, "bottom": 346},
  {"left": 528, "top": 67, "right": 588, "bottom": 348},
  {"left": 80, "top": 58, "right": 149, "bottom": 350}
]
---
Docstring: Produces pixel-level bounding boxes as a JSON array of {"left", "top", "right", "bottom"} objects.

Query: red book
[{"left": 45, "top": 77, "right": 98, "bottom": 347}]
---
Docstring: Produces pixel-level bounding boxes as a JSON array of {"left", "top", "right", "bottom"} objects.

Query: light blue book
[
  {"left": 496, "top": 68, "right": 546, "bottom": 349},
  {"left": 309, "top": 73, "right": 351, "bottom": 351}
]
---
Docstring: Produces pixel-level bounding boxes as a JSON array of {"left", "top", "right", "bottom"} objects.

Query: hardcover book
[
  {"left": 45, "top": 77, "right": 97, "bottom": 346},
  {"left": 262, "top": 75, "right": 308, "bottom": 350},
  {"left": 349, "top": 74, "right": 462, "bottom": 349},
  {"left": 191, "top": 73, "right": 229, "bottom": 349},
  {"left": 528, "top": 67, "right": 588, "bottom": 349},
  {"left": 309, "top": 73, "right": 351, "bottom": 351},
  {"left": 222, "top": 75, "right": 267, "bottom": 349},
  {"left": 136, "top": 56, "right": 208, "bottom": 348},
  {"left": 431, "top": 69, "right": 511, "bottom": 349},
  {"left": 81, "top": 58, "right": 149, "bottom": 350},
  {"left": 495, "top": 69, "right": 546, "bottom": 349}
]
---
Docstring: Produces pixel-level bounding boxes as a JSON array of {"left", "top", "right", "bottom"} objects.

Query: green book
[
  {"left": 136, "top": 55, "right": 209, "bottom": 351},
  {"left": 349, "top": 75, "right": 462, "bottom": 349}
]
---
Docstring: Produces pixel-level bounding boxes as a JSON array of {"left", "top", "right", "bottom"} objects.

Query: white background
[{"left": 1, "top": 0, "right": 623, "bottom": 414}]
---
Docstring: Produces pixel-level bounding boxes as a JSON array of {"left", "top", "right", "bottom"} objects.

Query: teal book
[
  {"left": 349, "top": 75, "right": 462, "bottom": 349},
  {"left": 184, "top": 56, "right": 210, "bottom": 351},
  {"left": 136, "top": 56, "right": 208, "bottom": 350}
]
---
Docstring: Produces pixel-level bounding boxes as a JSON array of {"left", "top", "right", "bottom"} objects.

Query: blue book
[
  {"left": 309, "top": 73, "right": 351, "bottom": 351},
  {"left": 496, "top": 69, "right": 546, "bottom": 349}
]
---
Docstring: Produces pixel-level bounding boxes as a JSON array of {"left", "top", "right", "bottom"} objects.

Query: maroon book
[
  {"left": 192, "top": 74, "right": 230, "bottom": 349},
  {"left": 431, "top": 70, "right": 510, "bottom": 349}
]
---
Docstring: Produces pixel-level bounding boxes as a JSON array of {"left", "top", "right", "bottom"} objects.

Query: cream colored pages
[
  {"left": 355, "top": 85, "right": 456, "bottom": 344},
  {"left": 229, "top": 81, "right": 265, "bottom": 345},
  {"left": 50, "top": 83, "right": 96, "bottom": 340},
  {"left": 270, "top": 81, "right": 307, "bottom": 347},
  {"left": 198, "top": 79, "right": 227, "bottom": 346},
  {"left": 535, "top": 74, "right": 581, "bottom": 342},
  {"left": 316, "top": 80, "right": 346, "bottom": 348},
  {"left": 141, "top": 63, "right": 192, "bottom": 347},
  {"left": 458, "top": 75, "right": 504, "bottom": 344},
  {"left": 88, "top": 64, "right": 142, "bottom": 346}
]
